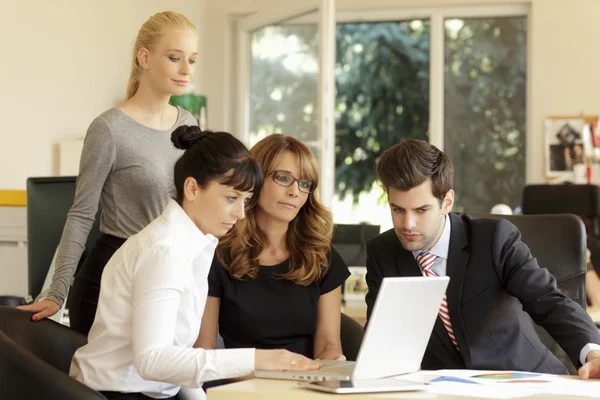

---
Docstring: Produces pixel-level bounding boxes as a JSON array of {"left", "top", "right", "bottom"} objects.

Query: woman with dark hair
[
  {"left": 197, "top": 134, "right": 350, "bottom": 362},
  {"left": 69, "top": 127, "right": 320, "bottom": 400}
]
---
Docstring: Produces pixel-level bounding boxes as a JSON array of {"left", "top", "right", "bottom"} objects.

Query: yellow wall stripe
[{"left": 0, "top": 190, "right": 26, "bottom": 207}]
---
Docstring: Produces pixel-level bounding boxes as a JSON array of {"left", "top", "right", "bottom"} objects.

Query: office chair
[
  {"left": 522, "top": 184, "right": 600, "bottom": 234},
  {"left": 522, "top": 184, "right": 600, "bottom": 273},
  {"left": 471, "top": 213, "right": 587, "bottom": 374},
  {"left": 332, "top": 224, "right": 380, "bottom": 305},
  {"left": 0, "top": 306, "right": 86, "bottom": 373},
  {"left": 332, "top": 224, "right": 380, "bottom": 267},
  {"left": 26, "top": 177, "right": 102, "bottom": 321},
  {"left": 0, "top": 306, "right": 107, "bottom": 399},
  {"left": 340, "top": 312, "right": 364, "bottom": 361}
]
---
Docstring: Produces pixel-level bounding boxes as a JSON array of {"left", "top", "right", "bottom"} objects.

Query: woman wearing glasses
[{"left": 197, "top": 134, "right": 349, "bottom": 362}]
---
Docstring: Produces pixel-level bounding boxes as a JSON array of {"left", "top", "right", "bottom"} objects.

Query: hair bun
[{"left": 171, "top": 125, "right": 204, "bottom": 150}]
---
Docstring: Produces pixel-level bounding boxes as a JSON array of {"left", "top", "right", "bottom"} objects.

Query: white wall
[
  {"left": 1, "top": 0, "right": 598, "bottom": 188},
  {"left": 199, "top": 0, "right": 276, "bottom": 135},
  {"left": 528, "top": 0, "right": 600, "bottom": 184},
  {"left": 0, "top": 0, "right": 206, "bottom": 189},
  {"left": 202, "top": 0, "right": 600, "bottom": 184}
]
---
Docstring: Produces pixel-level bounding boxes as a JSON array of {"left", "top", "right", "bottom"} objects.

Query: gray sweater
[{"left": 47, "top": 106, "right": 197, "bottom": 306}]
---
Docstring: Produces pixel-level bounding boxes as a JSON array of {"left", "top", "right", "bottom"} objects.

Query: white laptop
[{"left": 254, "top": 276, "right": 449, "bottom": 381}]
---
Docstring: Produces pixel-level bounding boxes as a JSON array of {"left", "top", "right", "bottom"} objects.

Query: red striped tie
[{"left": 416, "top": 252, "right": 460, "bottom": 351}]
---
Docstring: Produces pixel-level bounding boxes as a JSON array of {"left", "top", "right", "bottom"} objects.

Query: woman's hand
[
  {"left": 17, "top": 299, "right": 61, "bottom": 321},
  {"left": 255, "top": 349, "right": 321, "bottom": 371}
]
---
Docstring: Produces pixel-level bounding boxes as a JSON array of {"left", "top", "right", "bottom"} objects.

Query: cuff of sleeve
[
  {"left": 580, "top": 343, "right": 600, "bottom": 365},
  {"left": 213, "top": 348, "right": 255, "bottom": 378},
  {"left": 44, "top": 292, "right": 64, "bottom": 307}
]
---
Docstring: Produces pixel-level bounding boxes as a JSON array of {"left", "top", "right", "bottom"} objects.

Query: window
[
  {"left": 249, "top": 24, "right": 319, "bottom": 150},
  {"left": 239, "top": 5, "right": 528, "bottom": 228},
  {"left": 333, "top": 20, "right": 429, "bottom": 225},
  {"left": 444, "top": 16, "right": 527, "bottom": 212}
]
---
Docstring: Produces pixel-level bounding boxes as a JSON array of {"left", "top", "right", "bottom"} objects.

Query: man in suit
[{"left": 365, "top": 139, "right": 600, "bottom": 378}]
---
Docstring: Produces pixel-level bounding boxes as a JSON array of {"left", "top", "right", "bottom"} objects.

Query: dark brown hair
[
  {"left": 171, "top": 125, "right": 263, "bottom": 204},
  {"left": 377, "top": 139, "right": 453, "bottom": 203}
]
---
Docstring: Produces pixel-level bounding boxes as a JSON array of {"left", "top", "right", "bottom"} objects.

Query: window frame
[
  {"left": 234, "top": 3, "right": 530, "bottom": 209},
  {"left": 235, "top": 0, "right": 336, "bottom": 206}
]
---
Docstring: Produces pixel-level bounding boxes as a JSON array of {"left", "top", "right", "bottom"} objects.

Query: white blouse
[{"left": 70, "top": 199, "right": 254, "bottom": 399}]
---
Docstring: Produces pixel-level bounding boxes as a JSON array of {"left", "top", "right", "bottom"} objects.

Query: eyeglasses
[{"left": 271, "top": 170, "right": 316, "bottom": 194}]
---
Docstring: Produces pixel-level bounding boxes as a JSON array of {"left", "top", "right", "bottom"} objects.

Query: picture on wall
[{"left": 544, "top": 117, "right": 587, "bottom": 177}]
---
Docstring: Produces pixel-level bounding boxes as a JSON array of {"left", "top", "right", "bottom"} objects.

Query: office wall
[
  {"left": 202, "top": 0, "right": 600, "bottom": 184},
  {"left": 528, "top": 0, "right": 600, "bottom": 184},
  {"left": 0, "top": 0, "right": 206, "bottom": 189},
  {"left": 1, "top": 0, "right": 598, "bottom": 188}
]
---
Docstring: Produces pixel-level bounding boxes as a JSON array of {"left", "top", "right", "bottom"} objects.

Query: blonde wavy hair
[
  {"left": 217, "top": 134, "right": 334, "bottom": 286},
  {"left": 126, "top": 11, "right": 197, "bottom": 100}
]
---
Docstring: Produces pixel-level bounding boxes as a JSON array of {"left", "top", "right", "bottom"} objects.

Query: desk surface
[
  {"left": 208, "top": 307, "right": 600, "bottom": 399},
  {"left": 587, "top": 306, "right": 600, "bottom": 322},
  {"left": 206, "top": 377, "right": 586, "bottom": 400}
]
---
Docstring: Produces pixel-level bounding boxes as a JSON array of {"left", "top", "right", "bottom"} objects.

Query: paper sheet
[{"left": 397, "top": 370, "right": 600, "bottom": 399}]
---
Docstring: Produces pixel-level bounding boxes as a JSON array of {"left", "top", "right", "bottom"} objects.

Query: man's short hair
[{"left": 377, "top": 139, "right": 453, "bottom": 203}]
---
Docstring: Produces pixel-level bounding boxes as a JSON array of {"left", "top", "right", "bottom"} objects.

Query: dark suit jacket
[{"left": 365, "top": 213, "right": 600, "bottom": 373}]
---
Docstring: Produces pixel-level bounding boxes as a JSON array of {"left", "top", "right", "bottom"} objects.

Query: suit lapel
[{"left": 446, "top": 213, "right": 471, "bottom": 366}]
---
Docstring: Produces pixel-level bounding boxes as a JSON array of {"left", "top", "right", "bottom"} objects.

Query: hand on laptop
[{"left": 255, "top": 349, "right": 321, "bottom": 371}]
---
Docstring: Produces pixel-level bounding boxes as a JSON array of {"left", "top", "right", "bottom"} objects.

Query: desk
[
  {"left": 208, "top": 308, "right": 600, "bottom": 399},
  {"left": 206, "top": 377, "right": 585, "bottom": 400},
  {"left": 587, "top": 306, "right": 600, "bottom": 323}
]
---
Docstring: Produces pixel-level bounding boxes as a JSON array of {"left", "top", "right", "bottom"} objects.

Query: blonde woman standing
[{"left": 20, "top": 11, "right": 199, "bottom": 335}]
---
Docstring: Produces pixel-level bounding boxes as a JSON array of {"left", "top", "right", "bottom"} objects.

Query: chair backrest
[
  {"left": 470, "top": 213, "right": 587, "bottom": 307},
  {"left": 332, "top": 224, "right": 380, "bottom": 267},
  {"left": 0, "top": 330, "right": 106, "bottom": 400},
  {"left": 522, "top": 184, "right": 600, "bottom": 236},
  {"left": 340, "top": 312, "right": 364, "bottom": 362},
  {"left": 470, "top": 213, "right": 586, "bottom": 374},
  {"left": 26, "top": 176, "right": 102, "bottom": 299},
  {"left": 0, "top": 306, "right": 87, "bottom": 373}
]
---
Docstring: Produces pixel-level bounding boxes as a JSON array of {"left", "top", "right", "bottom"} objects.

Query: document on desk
[{"left": 398, "top": 369, "right": 600, "bottom": 398}]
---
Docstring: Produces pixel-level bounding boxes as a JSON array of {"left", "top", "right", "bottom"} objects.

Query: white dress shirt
[
  {"left": 70, "top": 199, "right": 255, "bottom": 399},
  {"left": 411, "top": 214, "right": 600, "bottom": 366}
]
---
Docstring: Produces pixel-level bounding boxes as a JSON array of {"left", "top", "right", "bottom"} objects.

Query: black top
[{"left": 208, "top": 247, "right": 350, "bottom": 358}]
